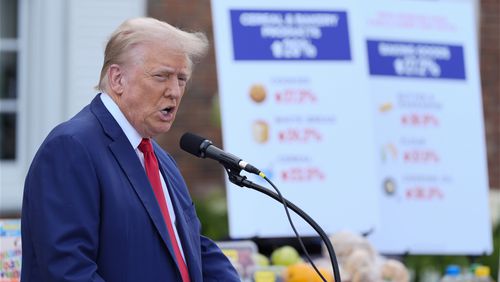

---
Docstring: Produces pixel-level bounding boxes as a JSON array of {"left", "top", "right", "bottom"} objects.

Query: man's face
[{"left": 114, "top": 42, "right": 191, "bottom": 138}]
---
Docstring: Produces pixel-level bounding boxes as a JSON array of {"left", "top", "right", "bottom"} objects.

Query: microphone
[{"left": 180, "top": 132, "right": 261, "bottom": 175}]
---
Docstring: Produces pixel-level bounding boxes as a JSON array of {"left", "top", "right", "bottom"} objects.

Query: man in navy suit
[{"left": 21, "top": 17, "right": 240, "bottom": 281}]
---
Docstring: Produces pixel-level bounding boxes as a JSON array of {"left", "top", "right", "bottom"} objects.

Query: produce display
[{"left": 217, "top": 231, "right": 411, "bottom": 282}]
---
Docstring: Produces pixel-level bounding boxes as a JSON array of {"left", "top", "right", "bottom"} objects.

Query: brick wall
[
  {"left": 480, "top": 0, "right": 500, "bottom": 189},
  {"left": 148, "top": 0, "right": 500, "bottom": 195},
  {"left": 148, "top": 0, "right": 225, "bottom": 196}
]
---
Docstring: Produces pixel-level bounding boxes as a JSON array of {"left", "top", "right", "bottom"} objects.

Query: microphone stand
[{"left": 223, "top": 165, "right": 342, "bottom": 282}]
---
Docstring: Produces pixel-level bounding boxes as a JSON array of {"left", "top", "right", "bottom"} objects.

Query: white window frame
[
  {"left": 0, "top": 0, "right": 27, "bottom": 215},
  {"left": 1, "top": 0, "right": 146, "bottom": 214}
]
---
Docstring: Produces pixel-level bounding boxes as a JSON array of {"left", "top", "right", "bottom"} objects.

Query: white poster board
[
  {"left": 211, "top": 0, "right": 492, "bottom": 255},
  {"left": 363, "top": 0, "right": 491, "bottom": 255},
  {"left": 212, "top": 0, "right": 380, "bottom": 238}
]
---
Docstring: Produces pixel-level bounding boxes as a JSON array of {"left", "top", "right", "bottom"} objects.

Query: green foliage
[
  {"left": 194, "top": 189, "right": 499, "bottom": 281},
  {"left": 210, "top": 95, "right": 221, "bottom": 128},
  {"left": 193, "top": 189, "right": 229, "bottom": 240},
  {"left": 404, "top": 222, "right": 499, "bottom": 281},
  {"left": 478, "top": 222, "right": 500, "bottom": 279}
]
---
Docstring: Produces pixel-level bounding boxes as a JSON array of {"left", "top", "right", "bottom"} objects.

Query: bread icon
[
  {"left": 252, "top": 120, "right": 269, "bottom": 143},
  {"left": 249, "top": 84, "right": 267, "bottom": 103}
]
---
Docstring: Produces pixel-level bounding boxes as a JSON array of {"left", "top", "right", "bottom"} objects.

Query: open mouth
[{"left": 161, "top": 106, "right": 174, "bottom": 115}]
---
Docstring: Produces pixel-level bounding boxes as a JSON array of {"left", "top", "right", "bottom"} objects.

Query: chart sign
[
  {"left": 363, "top": 1, "right": 491, "bottom": 254},
  {"left": 212, "top": 0, "right": 492, "bottom": 255}
]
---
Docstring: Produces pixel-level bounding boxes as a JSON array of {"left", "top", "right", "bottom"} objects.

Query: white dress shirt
[{"left": 100, "top": 92, "right": 186, "bottom": 261}]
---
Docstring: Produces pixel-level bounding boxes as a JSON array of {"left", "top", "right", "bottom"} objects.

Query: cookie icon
[{"left": 249, "top": 84, "right": 267, "bottom": 103}]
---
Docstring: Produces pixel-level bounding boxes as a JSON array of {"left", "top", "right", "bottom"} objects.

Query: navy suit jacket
[{"left": 21, "top": 94, "right": 240, "bottom": 282}]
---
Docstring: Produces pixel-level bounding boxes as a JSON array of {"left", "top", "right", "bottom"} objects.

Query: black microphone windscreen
[{"left": 180, "top": 132, "right": 205, "bottom": 157}]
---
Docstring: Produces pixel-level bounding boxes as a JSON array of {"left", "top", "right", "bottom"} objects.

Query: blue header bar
[
  {"left": 367, "top": 39, "right": 466, "bottom": 80},
  {"left": 230, "top": 10, "right": 351, "bottom": 61}
]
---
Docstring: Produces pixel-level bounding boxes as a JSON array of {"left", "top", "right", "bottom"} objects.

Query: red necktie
[{"left": 138, "top": 138, "right": 190, "bottom": 282}]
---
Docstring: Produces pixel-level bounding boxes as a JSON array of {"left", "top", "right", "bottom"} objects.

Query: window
[{"left": 0, "top": 0, "right": 19, "bottom": 160}]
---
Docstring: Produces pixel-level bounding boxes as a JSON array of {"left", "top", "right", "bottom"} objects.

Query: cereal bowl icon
[
  {"left": 249, "top": 84, "right": 267, "bottom": 103},
  {"left": 379, "top": 102, "right": 393, "bottom": 113},
  {"left": 252, "top": 120, "right": 269, "bottom": 143}
]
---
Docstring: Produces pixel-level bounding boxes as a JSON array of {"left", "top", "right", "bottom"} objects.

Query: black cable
[
  {"left": 262, "top": 175, "right": 327, "bottom": 282},
  {"left": 222, "top": 166, "right": 341, "bottom": 282},
  {"left": 237, "top": 177, "right": 342, "bottom": 282}
]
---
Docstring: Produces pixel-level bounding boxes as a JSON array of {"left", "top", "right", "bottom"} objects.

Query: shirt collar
[{"left": 100, "top": 92, "right": 143, "bottom": 150}]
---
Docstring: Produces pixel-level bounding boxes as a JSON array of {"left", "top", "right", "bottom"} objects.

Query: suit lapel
[
  {"left": 157, "top": 151, "right": 202, "bottom": 281},
  {"left": 89, "top": 95, "right": 178, "bottom": 267}
]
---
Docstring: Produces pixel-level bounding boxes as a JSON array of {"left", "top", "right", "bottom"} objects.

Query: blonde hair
[{"left": 97, "top": 17, "right": 208, "bottom": 91}]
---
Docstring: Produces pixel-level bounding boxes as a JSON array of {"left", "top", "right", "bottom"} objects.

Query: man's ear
[{"left": 108, "top": 64, "right": 124, "bottom": 95}]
